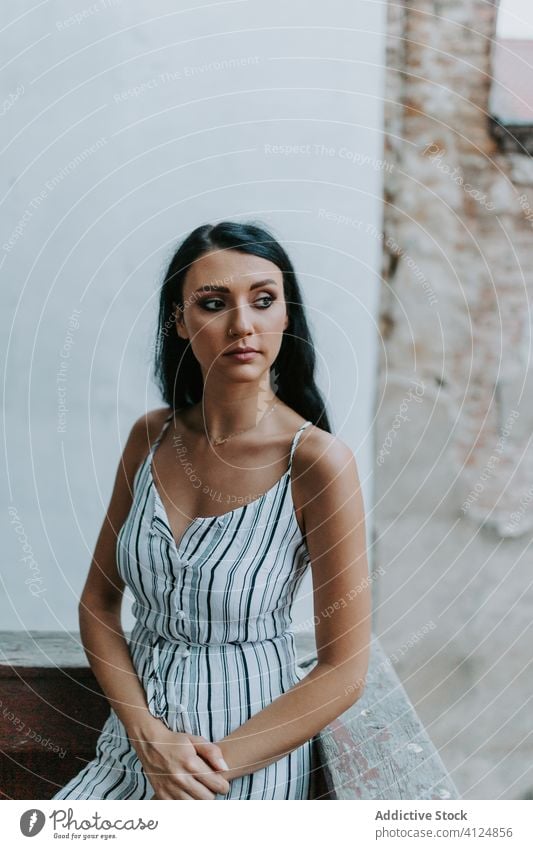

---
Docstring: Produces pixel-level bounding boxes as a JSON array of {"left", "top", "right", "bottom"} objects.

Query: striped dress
[{"left": 53, "top": 412, "right": 314, "bottom": 800}]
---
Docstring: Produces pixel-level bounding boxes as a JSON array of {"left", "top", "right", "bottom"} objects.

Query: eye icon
[{"left": 20, "top": 809, "right": 45, "bottom": 837}]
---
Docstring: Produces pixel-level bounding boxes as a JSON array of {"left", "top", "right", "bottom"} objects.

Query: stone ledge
[{"left": 0, "top": 630, "right": 459, "bottom": 800}]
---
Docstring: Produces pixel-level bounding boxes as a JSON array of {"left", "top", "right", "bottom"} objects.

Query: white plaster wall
[{"left": 1, "top": 0, "right": 387, "bottom": 631}]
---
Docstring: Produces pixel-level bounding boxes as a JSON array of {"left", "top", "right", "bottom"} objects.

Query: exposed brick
[{"left": 376, "top": 0, "right": 533, "bottom": 801}]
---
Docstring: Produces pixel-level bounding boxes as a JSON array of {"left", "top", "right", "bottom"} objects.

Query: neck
[{"left": 193, "top": 377, "right": 278, "bottom": 439}]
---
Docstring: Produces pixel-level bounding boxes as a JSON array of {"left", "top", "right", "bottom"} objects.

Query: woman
[{"left": 52, "top": 221, "right": 371, "bottom": 800}]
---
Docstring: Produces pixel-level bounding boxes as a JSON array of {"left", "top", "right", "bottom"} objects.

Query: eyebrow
[{"left": 193, "top": 278, "right": 279, "bottom": 294}]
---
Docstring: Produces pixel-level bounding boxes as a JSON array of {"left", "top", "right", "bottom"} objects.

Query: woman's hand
[{"left": 131, "top": 718, "right": 231, "bottom": 800}]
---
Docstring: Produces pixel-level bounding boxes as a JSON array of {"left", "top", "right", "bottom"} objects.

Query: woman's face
[{"left": 175, "top": 249, "right": 289, "bottom": 385}]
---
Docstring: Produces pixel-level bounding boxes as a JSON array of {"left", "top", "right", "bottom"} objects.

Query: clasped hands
[{"left": 133, "top": 717, "right": 231, "bottom": 800}]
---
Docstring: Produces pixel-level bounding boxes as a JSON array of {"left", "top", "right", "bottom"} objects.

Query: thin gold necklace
[{"left": 205, "top": 400, "right": 280, "bottom": 446}]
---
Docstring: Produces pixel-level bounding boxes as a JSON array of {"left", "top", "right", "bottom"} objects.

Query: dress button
[
  {"left": 176, "top": 703, "right": 186, "bottom": 712},
  {"left": 216, "top": 517, "right": 224, "bottom": 527},
  {"left": 176, "top": 609, "right": 186, "bottom": 619}
]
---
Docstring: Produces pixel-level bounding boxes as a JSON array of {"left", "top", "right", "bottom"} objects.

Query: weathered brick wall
[{"left": 376, "top": 0, "right": 533, "bottom": 799}]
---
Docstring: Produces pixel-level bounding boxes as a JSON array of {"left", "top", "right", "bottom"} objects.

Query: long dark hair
[{"left": 153, "top": 220, "right": 332, "bottom": 432}]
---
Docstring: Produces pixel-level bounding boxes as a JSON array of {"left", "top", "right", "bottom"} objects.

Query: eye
[
  {"left": 199, "top": 298, "right": 224, "bottom": 311},
  {"left": 255, "top": 294, "right": 275, "bottom": 308},
  {"left": 198, "top": 293, "right": 276, "bottom": 311}
]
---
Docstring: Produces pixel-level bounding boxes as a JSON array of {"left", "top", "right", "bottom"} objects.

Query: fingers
[
  {"left": 149, "top": 769, "right": 218, "bottom": 800},
  {"left": 180, "top": 780, "right": 217, "bottom": 800},
  {"left": 180, "top": 754, "right": 230, "bottom": 794},
  {"left": 144, "top": 733, "right": 231, "bottom": 800},
  {"left": 166, "top": 769, "right": 218, "bottom": 800},
  {"left": 189, "top": 737, "right": 229, "bottom": 772}
]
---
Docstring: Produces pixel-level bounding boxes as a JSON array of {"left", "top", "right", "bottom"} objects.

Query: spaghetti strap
[
  {"left": 152, "top": 412, "right": 311, "bottom": 475},
  {"left": 287, "top": 420, "right": 312, "bottom": 474},
  {"left": 150, "top": 410, "right": 174, "bottom": 454}
]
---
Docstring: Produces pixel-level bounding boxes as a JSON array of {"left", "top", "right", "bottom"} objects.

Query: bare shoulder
[
  {"left": 294, "top": 424, "right": 359, "bottom": 486},
  {"left": 292, "top": 423, "right": 362, "bottom": 524},
  {"left": 131, "top": 406, "right": 172, "bottom": 441},
  {"left": 121, "top": 406, "right": 173, "bottom": 478}
]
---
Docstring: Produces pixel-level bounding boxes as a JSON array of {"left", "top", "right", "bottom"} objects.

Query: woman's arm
[
  {"left": 78, "top": 410, "right": 163, "bottom": 733},
  {"left": 214, "top": 431, "right": 372, "bottom": 782},
  {"left": 74, "top": 409, "right": 230, "bottom": 799}
]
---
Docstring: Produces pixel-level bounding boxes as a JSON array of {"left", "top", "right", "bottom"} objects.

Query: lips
[{"left": 224, "top": 347, "right": 259, "bottom": 363}]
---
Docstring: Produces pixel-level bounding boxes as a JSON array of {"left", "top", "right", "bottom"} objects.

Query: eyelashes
[{"left": 198, "top": 295, "right": 276, "bottom": 311}]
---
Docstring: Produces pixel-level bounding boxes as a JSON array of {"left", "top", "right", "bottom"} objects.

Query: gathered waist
[
  {"left": 131, "top": 622, "right": 301, "bottom": 730},
  {"left": 129, "top": 620, "right": 297, "bottom": 650}
]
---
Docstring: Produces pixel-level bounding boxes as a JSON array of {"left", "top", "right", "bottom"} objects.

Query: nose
[{"left": 227, "top": 302, "right": 254, "bottom": 337}]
